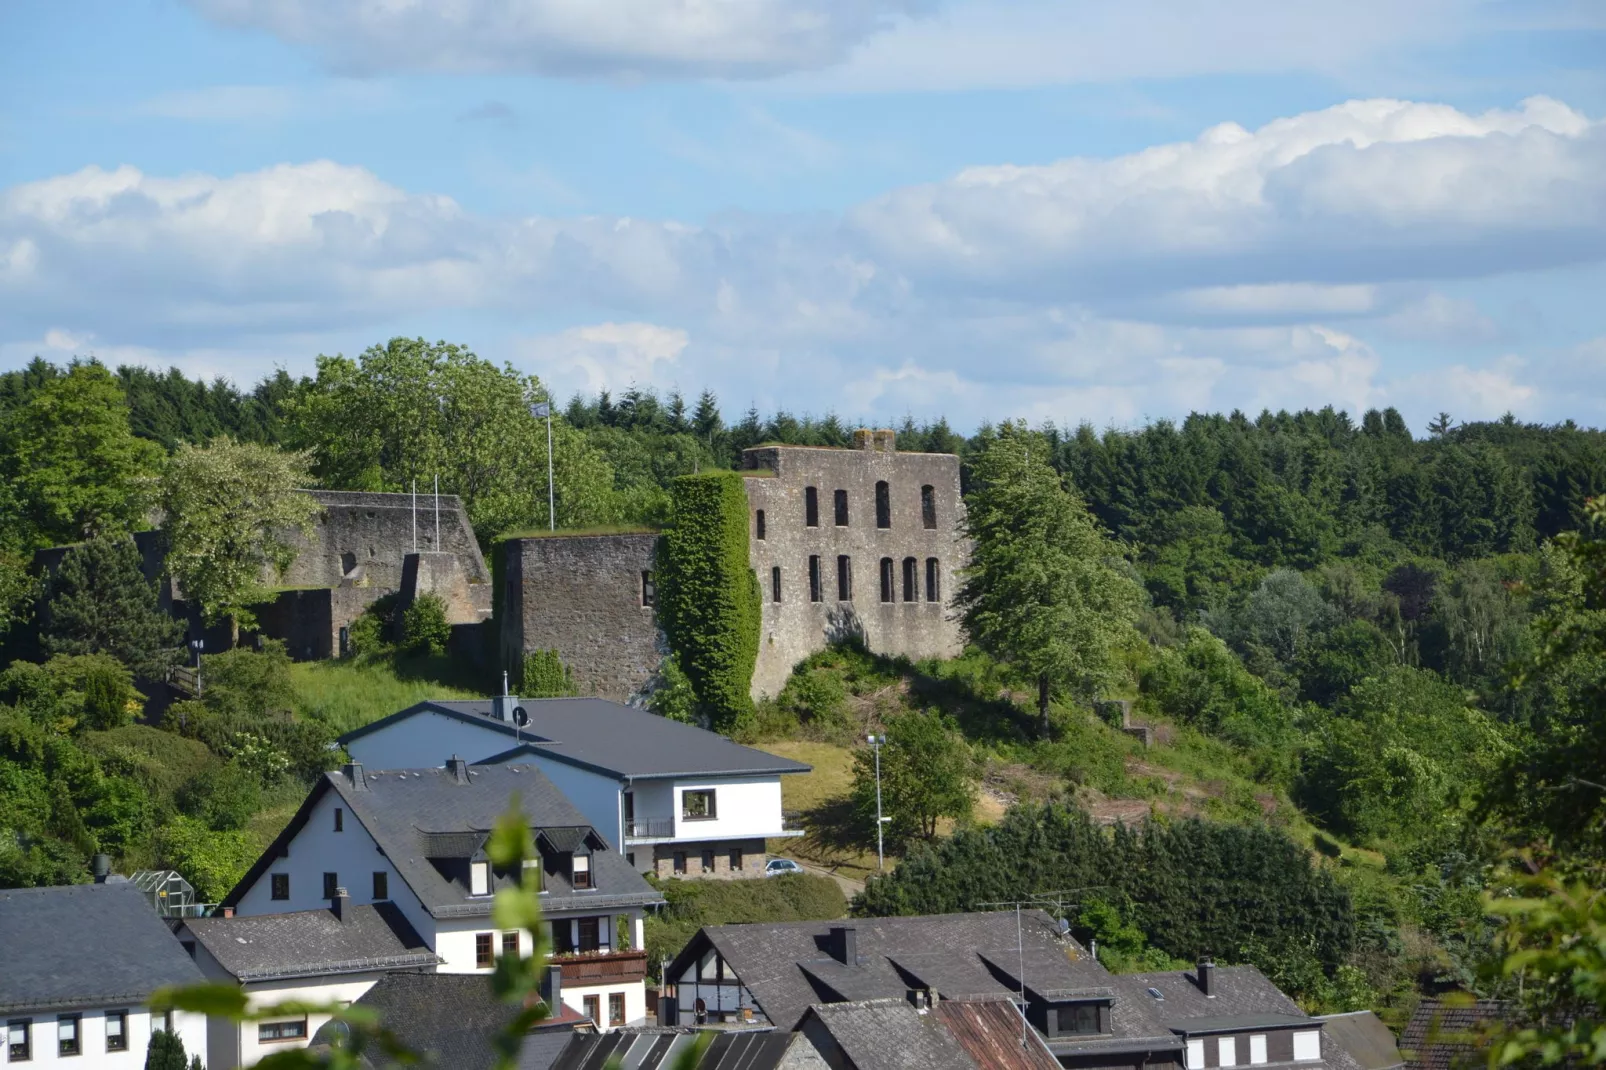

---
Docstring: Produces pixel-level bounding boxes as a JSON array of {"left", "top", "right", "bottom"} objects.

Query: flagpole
[
  {"left": 532, "top": 399, "right": 555, "bottom": 531},
  {"left": 434, "top": 474, "right": 440, "bottom": 548}
]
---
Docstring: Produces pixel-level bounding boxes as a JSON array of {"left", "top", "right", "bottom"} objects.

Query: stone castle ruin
[{"left": 501, "top": 431, "right": 966, "bottom": 701}]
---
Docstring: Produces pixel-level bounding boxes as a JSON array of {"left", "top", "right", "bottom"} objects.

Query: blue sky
[{"left": 2, "top": 0, "right": 1603, "bottom": 432}]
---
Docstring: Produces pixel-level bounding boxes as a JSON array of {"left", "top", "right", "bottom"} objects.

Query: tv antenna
[{"left": 978, "top": 888, "right": 1108, "bottom": 1051}]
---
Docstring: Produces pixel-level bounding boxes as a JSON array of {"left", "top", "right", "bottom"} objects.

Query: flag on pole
[{"left": 531, "top": 402, "right": 551, "bottom": 418}]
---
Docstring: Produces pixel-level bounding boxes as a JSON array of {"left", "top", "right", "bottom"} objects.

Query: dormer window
[
  {"left": 572, "top": 854, "right": 592, "bottom": 890},
  {"left": 1058, "top": 1004, "right": 1100, "bottom": 1035},
  {"left": 470, "top": 861, "right": 490, "bottom": 896}
]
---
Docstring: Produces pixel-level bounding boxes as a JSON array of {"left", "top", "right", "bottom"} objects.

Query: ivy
[
  {"left": 656, "top": 471, "right": 759, "bottom": 734},
  {"left": 520, "top": 649, "right": 575, "bottom": 698}
]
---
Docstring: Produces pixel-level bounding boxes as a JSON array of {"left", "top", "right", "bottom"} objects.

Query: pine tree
[
  {"left": 143, "top": 1025, "right": 186, "bottom": 1070},
  {"left": 43, "top": 535, "right": 183, "bottom": 676}
]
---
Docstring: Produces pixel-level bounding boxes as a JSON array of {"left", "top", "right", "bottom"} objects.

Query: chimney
[
  {"left": 446, "top": 755, "right": 470, "bottom": 783},
  {"left": 1196, "top": 957, "right": 1215, "bottom": 998},
  {"left": 829, "top": 925, "right": 857, "bottom": 966},
  {"left": 221, "top": 907, "right": 234, "bottom": 918},
  {"left": 92, "top": 854, "right": 111, "bottom": 883},
  {"left": 331, "top": 887, "right": 350, "bottom": 921},
  {"left": 540, "top": 964, "right": 562, "bottom": 1011},
  {"left": 343, "top": 762, "right": 368, "bottom": 790},
  {"left": 491, "top": 671, "right": 515, "bottom": 721}
]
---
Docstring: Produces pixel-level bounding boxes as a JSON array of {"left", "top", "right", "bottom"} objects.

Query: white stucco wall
[
  {"left": 344, "top": 713, "right": 512, "bottom": 770},
  {"left": 563, "top": 979, "right": 648, "bottom": 1031},
  {"left": 667, "top": 776, "right": 785, "bottom": 841},
  {"left": 3, "top": 1008, "right": 206, "bottom": 1070}
]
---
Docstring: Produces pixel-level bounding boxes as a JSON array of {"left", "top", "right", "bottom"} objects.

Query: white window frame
[
  {"left": 1219, "top": 1036, "right": 1237, "bottom": 1067},
  {"left": 1250, "top": 1035, "right": 1267, "bottom": 1065},
  {"left": 1186, "top": 1039, "right": 1205, "bottom": 1070},
  {"left": 470, "top": 861, "right": 490, "bottom": 896},
  {"left": 8, "top": 1019, "right": 31, "bottom": 1062},
  {"left": 105, "top": 1012, "right": 127, "bottom": 1053},
  {"left": 1293, "top": 1030, "right": 1321, "bottom": 1062}
]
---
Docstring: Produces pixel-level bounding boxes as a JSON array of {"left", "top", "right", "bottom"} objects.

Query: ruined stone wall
[
  {"left": 253, "top": 586, "right": 394, "bottom": 660},
  {"left": 500, "top": 533, "right": 663, "bottom": 701},
  {"left": 741, "top": 439, "right": 966, "bottom": 698},
  {"left": 275, "top": 490, "right": 489, "bottom": 591},
  {"left": 399, "top": 551, "right": 493, "bottom": 624}
]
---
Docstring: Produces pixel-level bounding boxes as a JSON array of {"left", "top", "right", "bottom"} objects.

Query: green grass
[
  {"left": 499, "top": 524, "right": 659, "bottom": 540},
  {"left": 290, "top": 655, "right": 486, "bottom": 735}
]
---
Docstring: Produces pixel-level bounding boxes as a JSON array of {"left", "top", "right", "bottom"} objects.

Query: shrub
[
  {"left": 154, "top": 815, "right": 260, "bottom": 902},
  {"left": 778, "top": 666, "right": 852, "bottom": 739},
  {"left": 644, "top": 873, "right": 845, "bottom": 978},
  {"left": 649, "top": 654, "right": 699, "bottom": 724},
  {"left": 521, "top": 649, "right": 576, "bottom": 698},
  {"left": 402, "top": 595, "right": 452, "bottom": 656}
]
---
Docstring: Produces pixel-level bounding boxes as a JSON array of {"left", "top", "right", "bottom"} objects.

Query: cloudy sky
[{"left": 2, "top": 1, "right": 1604, "bottom": 432}]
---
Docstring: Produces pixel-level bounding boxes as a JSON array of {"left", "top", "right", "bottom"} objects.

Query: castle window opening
[
  {"left": 921, "top": 485, "right": 937, "bottom": 529},
  {"left": 641, "top": 570, "right": 656, "bottom": 608},
  {"left": 805, "top": 487, "right": 819, "bottom": 527},
  {"left": 771, "top": 566, "right": 782, "bottom": 603},
  {"left": 875, "top": 481, "right": 891, "bottom": 528},
  {"left": 834, "top": 489, "right": 850, "bottom": 526},
  {"left": 926, "top": 558, "right": 941, "bottom": 602},
  {"left": 879, "top": 558, "right": 895, "bottom": 603},
  {"left": 809, "top": 556, "right": 822, "bottom": 602},
  {"left": 903, "top": 557, "right": 918, "bottom": 602},
  {"left": 837, "top": 555, "right": 853, "bottom": 601},
  {"left": 756, "top": 509, "right": 766, "bottom": 540},
  {"left": 340, "top": 551, "right": 357, "bottom": 576}
]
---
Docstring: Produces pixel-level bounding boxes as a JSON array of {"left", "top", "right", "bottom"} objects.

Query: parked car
[{"left": 765, "top": 858, "right": 805, "bottom": 878}]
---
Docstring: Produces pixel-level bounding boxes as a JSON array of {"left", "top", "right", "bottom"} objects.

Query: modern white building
[
  {"left": 0, "top": 884, "right": 209, "bottom": 1070},
  {"left": 338, "top": 695, "right": 811, "bottom": 879},
  {"left": 218, "top": 759, "right": 664, "bottom": 1032},
  {"left": 177, "top": 896, "right": 442, "bottom": 1068}
]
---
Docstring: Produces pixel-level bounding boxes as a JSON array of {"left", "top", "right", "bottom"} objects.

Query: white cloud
[
  {"left": 515, "top": 322, "right": 690, "bottom": 396},
  {"left": 186, "top": 0, "right": 921, "bottom": 80}
]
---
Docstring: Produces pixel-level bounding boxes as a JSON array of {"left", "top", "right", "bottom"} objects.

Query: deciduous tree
[{"left": 852, "top": 709, "right": 975, "bottom": 843}]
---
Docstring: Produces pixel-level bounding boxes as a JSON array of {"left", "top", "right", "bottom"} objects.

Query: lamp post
[
  {"left": 189, "top": 638, "right": 204, "bottom": 697},
  {"left": 867, "top": 733, "right": 889, "bottom": 871}
]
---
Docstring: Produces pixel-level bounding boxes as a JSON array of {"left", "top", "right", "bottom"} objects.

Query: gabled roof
[
  {"left": 0, "top": 883, "right": 206, "bottom": 1013},
  {"left": 340, "top": 697, "right": 811, "bottom": 780},
  {"left": 803, "top": 998, "right": 978, "bottom": 1070},
  {"left": 1319, "top": 1012, "right": 1404, "bottom": 1070},
  {"left": 933, "top": 1000, "right": 1064, "bottom": 1070},
  {"left": 551, "top": 1029, "right": 804, "bottom": 1070},
  {"left": 1399, "top": 999, "right": 1509, "bottom": 1070},
  {"left": 183, "top": 902, "right": 441, "bottom": 982},
  {"left": 221, "top": 763, "right": 664, "bottom": 918},
  {"left": 1114, "top": 965, "right": 1313, "bottom": 1030}
]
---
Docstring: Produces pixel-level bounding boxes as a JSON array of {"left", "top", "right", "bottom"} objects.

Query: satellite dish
[
  {"left": 512, "top": 706, "right": 529, "bottom": 727},
  {"left": 1057, "top": 917, "right": 1071, "bottom": 935}
]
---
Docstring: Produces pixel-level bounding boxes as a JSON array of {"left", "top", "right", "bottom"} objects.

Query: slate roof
[
  {"left": 340, "top": 697, "right": 811, "bottom": 780},
  {"left": 1318, "top": 1012, "right": 1404, "bottom": 1070},
  {"left": 308, "top": 972, "right": 588, "bottom": 1070},
  {"left": 184, "top": 902, "right": 441, "bottom": 982},
  {"left": 804, "top": 999, "right": 978, "bottom": 1070},
  {"left": 669, "top": 910, "right": 1158, "bottom": 1037},
  {"left": 551, "top": 1028, "right": 803, "bottom": 1070},
  {"left": 933, "top": 999, "right": 1064, "bottom": 1070},
  {"left": 1114, "top": 965, "right": 1313, "bottom": 1030},
  {"left": 221, "top": 763, "right": 664, "bottom": 918},
  {"left": 1399, "top": 999, "right": 1509, "bottom": 1070},
  {"left": 0, "top": 883, "right": 206, "bottom": 1013}
]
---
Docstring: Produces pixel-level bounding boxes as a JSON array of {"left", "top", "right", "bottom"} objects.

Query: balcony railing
[
  {"left": 782, "top": 811, "right": 807, "bottom": 832},
  {"left": 625, "top": 818, "right": 675, "bottom": 840},
  {"left": 553, "top": 949, "right": 649, "bottom": 984}
]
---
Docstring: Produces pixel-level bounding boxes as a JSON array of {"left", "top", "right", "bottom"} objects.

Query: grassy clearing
[{"left": 290, "top": 656, "right": 485, "bottom": 735}]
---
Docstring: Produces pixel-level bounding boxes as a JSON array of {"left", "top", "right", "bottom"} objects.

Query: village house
[
  {"left": 0, "top": 884, "right": 208, "bottom": 1070},
  {"left": 337, "top": 694, "right": 810, "bottom": 878},
  {"left": 218, "top": 760, "right": 664, "bottom": 1031}
]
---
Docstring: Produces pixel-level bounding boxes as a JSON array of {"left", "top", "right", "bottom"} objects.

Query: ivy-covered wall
[{"left": 657, "top": 471, "right": 760, "bottom": 733}]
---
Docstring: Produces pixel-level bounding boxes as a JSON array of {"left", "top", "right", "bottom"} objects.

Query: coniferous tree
[
  {"left": 143, "top": 1024, "right": 186, "bottom": 1070},
  {"left": 43, "top": 535, "right": 182, "bottom": 676}
]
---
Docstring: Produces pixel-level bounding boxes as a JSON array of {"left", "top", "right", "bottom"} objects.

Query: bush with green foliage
[
  {"left": 0, "top": 654, "right": 142, "bottom": 734},
  {"left": 656, "top": 471, "right": 759, "bottom": 734},
  {"left": 645, "top": 873, "right": 845, "bottom": 979},
  {"left": 155, "top": 815, "right": 260, "bottom": 902},
  {"left": 401, "top": 595, "right": 452, "bottom": 656},
  {"left": 1141, "top": 628, "right": 1299, "bottom": 764},
  {"left": 852, "top": 709, "right": 976, "bottom": 844},
  {"left": 648, "top": 653, "right": 698, "bottom": 724},
  {"left": 520, "top": 648, "right": 576, "bottom": 697}
]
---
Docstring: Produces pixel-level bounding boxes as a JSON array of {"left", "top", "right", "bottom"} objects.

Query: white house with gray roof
[
  {"left": 337, "top": 695, "right": 811, "bottom": 879},
  {"left": 0, "top": 884, "right": 208, "bottom": 1070},
  {"left": 219, "top": 760, "right": 664, "bottom": 1032}
]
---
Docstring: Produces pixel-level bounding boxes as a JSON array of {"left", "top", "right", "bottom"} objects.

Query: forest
[{"left": 1, "top": 340, "right": 1603, "bottom": 1040}]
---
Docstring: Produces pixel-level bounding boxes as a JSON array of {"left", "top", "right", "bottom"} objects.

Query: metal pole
[
  {"left": 870, "top": 735, "right": 885, "bottom": 872},
  {"left": 1017, "top": 903, "right": 1027, "bottom": 1049},
  {"left": 434, "top": 475, "right": 440, "bottom": 549},
  {"left": 546, "top": 404, "right": 555, "bottom": 531},
  {"left": 411, "top": 479, "right": 417, "bottom": 553}
]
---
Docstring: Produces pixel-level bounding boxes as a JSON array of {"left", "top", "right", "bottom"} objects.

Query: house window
[
  {"left": 925, "top": 558, "right": 940, "bottom": 602},
  {"left": 475, "top": 933, "right": 494, "bottom": 968},
  {"left": 837, "top": 555, "right": 852, "bottom": 601},
  {"left": 805, "top": 487, "right": 819, "bottom": 527},
  {"left": 582, "top": 996, "right": 600, "bottom": 1027},
  {"left": 105, "top": 1013, "right": 127, "bottom": 1053},
  {"left": 334, "top": 808, "right": 343, "bottom": 832},
  {"left": 470, "top": 861, "right": 490, "bottom": 896},
  {"left": 673, "top": 852, "right": 687, "bottom": 875},
  {"left": 1250, "top": 1036, "right": 1268, "bottom": 1065},
  {"left": 322, "top": 872, "right": 338, "bottom": 900},
  {"left": 524, "top": 857, "right": 544, "bottom": 892},
  {"left": 372, "top": 872, "right": 388, "bottom": 900},
  {"left": 572, "top": 854, "right": 592, "bottom": 889},
  {"left": 608, "top": 993, "right": 626, "bottom": 1027},
  {"left": 641, "top": 571, "right": 656, "bottom": 608},
  {"left": 683, "top": 790, "right": 716, "bottom": 820},
  {"left": 879, "top": 558, "right": 894, "bottom": 602},
  {"left": 153, "top": 1012, "right": 171, "bottom": 1036},
  {"left": 701, "top": 849, "right": 715, "bottom": 872},
  {"left": 578, "top": 917, "right": 601, "bottom": 953},
  {"left": 1292, "top": 1031, "right": 1321, "bottom": 1062},
  {"left": 875, "top": 481, "right": 891, "bottom": 528},
  {"left": 1186, "top": 1039, "right": 1205, "bottom": 1070},
  {"left": 1219, "top": 1037, "right": 1238, "bottom": 1067},
  {"left": 551, "top": 921, "right": 575, "bottom": 955},
  {"left": 834, "top": 489, "right": 849, "bottom": 526},
  {"left": 771, "top": 566, "right": 782, "bottom": 603},
  {"left": 755, "top": 510, "right": 766, "bottom": 540},
  {"left": 257, "top": 1020, "right": 308, "bottom": 1043},
  {"left": 902, "top": 557, "right": 918, "bottom": 602},
  {"left": 271, "top": 874, "right": 289, "bottom": 900},
  {"left": 1056, "top": 1004, "right": 1101, "bottom": 1036},
  {"left": 729, "top": 848, "right": 744, "bottom": 871},
  {"left": 921, "top": 485, "right": 936, "bottom": 529},
  {"left": 808, "top": 556, "right": 822, "bottom": 602},
  {"left": 8, "top": 1019, "right": 29, "bottom": 1062},
  {"left": 502, "top": 932, "right": 519, "bottom": 959},
  {"left": 56, "top": 1016, "right": 79, "bottom": 1058}
]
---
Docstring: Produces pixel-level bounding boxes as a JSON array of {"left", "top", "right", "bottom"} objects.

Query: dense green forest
[{"left": 2, "top": 343, "right": 1603, "bottom": 1030}]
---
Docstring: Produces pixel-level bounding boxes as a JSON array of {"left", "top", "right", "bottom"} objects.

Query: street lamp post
[
  {"left": 189, "top": 638, "right": 205, "bottom": 697},
  {"left": 867, "top": 734, "right": 890, "bottom": 871}
]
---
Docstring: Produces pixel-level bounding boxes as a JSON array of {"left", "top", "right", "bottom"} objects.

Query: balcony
[
  {"left": 624, "top": 817, "right": 675, "bottom": 842},
  {"left": 553, "top": 949, "right": 649, "bottom": 985}
]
